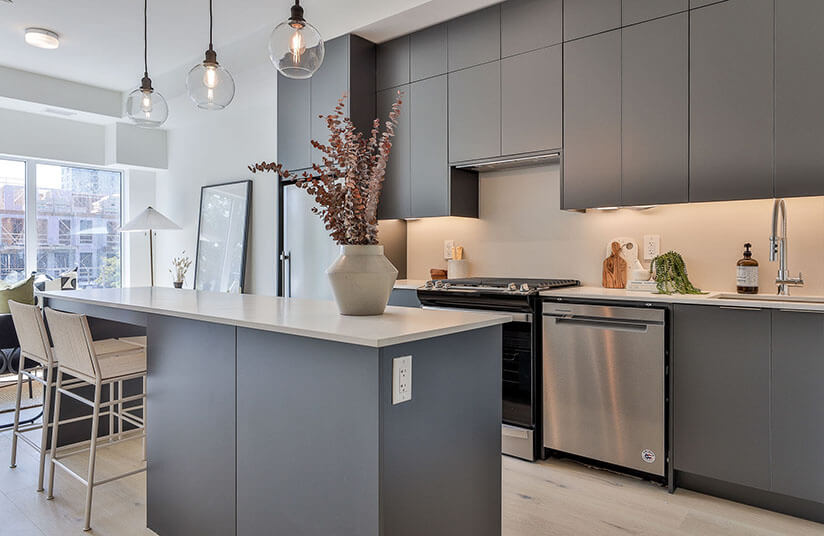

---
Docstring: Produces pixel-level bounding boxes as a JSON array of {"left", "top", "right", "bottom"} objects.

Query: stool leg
[
  {"left": 9, "top": 368, "right": 24, "bottom": 469},
  {"left": 82, "top": 382, "right": 102, "bottom": 532},
  {"left": 117, "top": 380, "right": 123, "bottom": 441},
  {"left": 108, "top": 383, "right": 114, "bottom": 442},
  {"left": 36, "top": 365, "right": 54, "bottom": 492},
  {"left": 46, "top": 370, "right": 64, "bottom": 500},
  {"left": 141, "top": 375, "right": 147, "bottom": 461}
]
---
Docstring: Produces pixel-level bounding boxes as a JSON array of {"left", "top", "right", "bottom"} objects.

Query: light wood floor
[{"left": 0, "top": 430, "right": 821, "bottom": 535}]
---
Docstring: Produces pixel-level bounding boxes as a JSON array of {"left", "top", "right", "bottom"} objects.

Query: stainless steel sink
[{"left": 712, "top": 293, "right": 824, "bottom": 304}]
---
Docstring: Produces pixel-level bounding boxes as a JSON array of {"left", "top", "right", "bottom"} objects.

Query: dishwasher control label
[{"left": 641, "top": 449, "right": 656, "bottom": 464}]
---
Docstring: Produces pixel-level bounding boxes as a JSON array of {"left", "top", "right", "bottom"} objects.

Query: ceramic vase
[
  {"left": 173, "top": 281, "right": 183, "bottom": 289},
  {"left": 327, "top": 245, "right": 398, "bottom": 315}
]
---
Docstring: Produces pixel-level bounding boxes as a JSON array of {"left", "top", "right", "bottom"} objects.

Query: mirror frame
[{"left": 194, "top": 179, "right": 253, "bottom": 293}]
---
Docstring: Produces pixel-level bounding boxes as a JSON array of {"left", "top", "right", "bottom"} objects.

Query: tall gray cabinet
[
  {"left": 775, "top": 0, "right": 824, "bottom": 198},
  {"left": 689, "top": 0, "right": 774, "bottom": 202}
]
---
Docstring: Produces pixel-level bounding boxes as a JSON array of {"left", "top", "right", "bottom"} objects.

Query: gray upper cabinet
[
  {"left": 689, "top": 0, "right": 774, "bottom": 202},
  {"left": 277, "top": 75, "right": 311, "bottom": 173},
  {"left": 410, "top": 23, "right": 447, "bottom": 81},
  {"left": 622, "top": 0, "right": 687, "bottom": 25},
  {"left": 770, "top": 311, "right": 824, "bottom": 504},
  {"left": 621, "top": 14, "right": 688, "bottom": 206},
  {"left": 775, "top": 0, "right": 824, "bottom": 198},
  {"left": 448, "top": 61, "right": 501, "bottom": 163},
  {"left": 690, "top": 0, "right": 725, "bottom": 7},
  {"left": 377, "top": 85, "right": 411, "bottom": 220},
  {"left": 501, "top": 46, "right": 562, "bottom": 156},
  {"left": 672, "top": 305, "right": 771, "bottom": 491},
  {"left": 563, "top": 0, "right": 621, "bottom": 41},
  {"left": 376, "top": 36, "right": 410, "bottom": 91},
  {"left": 501, "top": 0, "right": 562, "bottom": 57},
  {"left": 562, "top": 30, "right": 621, "bottom": 210},
  {"left": 447, "top": 5, "right": 501, "bottom": 71},
  {"left": 411, "top": 75, "right": 449, "bottom": 217},
  {"left": 309, "top": 35, "right": 376, "bottom": 168}
]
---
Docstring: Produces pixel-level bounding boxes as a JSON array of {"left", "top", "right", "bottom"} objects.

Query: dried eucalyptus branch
[{"left": 249, "top": 93, "right": 402, "bottom": 245}]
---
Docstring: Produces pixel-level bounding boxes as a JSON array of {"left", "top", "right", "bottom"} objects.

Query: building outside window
[{"left": 0, "top": 157, "right": 122, "bottom": 288}]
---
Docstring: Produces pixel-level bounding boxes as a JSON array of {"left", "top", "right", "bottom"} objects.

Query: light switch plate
[
  {"left": 444, "top": 240, "right": 454, "bottom": 260},
  {"left": 643, "top": 234, "right": 661, "bottom": 260},
  {"left": 392, "top": 355, "right": 412, "bottom": 405}
]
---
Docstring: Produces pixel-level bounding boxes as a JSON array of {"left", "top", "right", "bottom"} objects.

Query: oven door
[{"left": 422, "top": 305, "right": 537, "bottom": 460}]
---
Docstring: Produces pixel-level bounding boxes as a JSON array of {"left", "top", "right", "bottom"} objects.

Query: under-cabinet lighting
[{"left": 25, "top": 28, "right": 59, "bottom": 49}]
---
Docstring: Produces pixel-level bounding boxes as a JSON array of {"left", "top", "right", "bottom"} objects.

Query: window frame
[{"left": 0, "top": 154, "right": 123, "bottom": 287}]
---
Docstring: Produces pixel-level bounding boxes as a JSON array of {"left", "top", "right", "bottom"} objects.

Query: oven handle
[{"left": 422, "top": 305, "right": 531, "bottom": 323}]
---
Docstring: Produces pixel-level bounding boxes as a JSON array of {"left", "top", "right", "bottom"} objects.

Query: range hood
[{"left": 453, "top": 152, "right": 561, "bottom": 172}]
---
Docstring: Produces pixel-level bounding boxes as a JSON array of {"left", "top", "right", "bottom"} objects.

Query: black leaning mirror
[{"left": 194, "top": 180, "right": 252, "bottom": 293}]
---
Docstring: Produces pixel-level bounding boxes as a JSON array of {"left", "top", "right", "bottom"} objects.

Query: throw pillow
[{"left": 0, "top": 275, "right": 34, "bottom": 314}]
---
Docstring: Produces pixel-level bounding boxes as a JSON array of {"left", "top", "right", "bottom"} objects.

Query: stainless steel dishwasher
[{"left": 542, "top": 303, "right": 665, "bottom": 477}]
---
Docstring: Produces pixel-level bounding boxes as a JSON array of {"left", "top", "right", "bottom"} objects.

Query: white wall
[
  {"left": 123, "top": 169, "right": 157, "bottom": 287},
  {"left": 407, "top": 163, "right": 824, "bottom": 294},
  {"left": 153, "top": 53, "right": 277, "bottom": 295}
]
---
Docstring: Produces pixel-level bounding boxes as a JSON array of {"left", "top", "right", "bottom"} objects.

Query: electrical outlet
[
  {"left": 444, "top": 240, "right": 455, "bottom": 260},
  {"left": 392, "top": 355, "right": 412, "bottom": 405},
  {"left": 643, "top": 234, "right": 661, "bottom": 260}
]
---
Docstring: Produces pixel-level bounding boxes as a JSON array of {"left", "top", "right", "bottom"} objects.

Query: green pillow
[{"left": 0, "top": 275, "right": 34, "bottom": 314}]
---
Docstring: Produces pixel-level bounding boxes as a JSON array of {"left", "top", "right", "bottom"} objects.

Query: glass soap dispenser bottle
[{"left": 736, "top": 243, "right": 759, "bottom": 294}]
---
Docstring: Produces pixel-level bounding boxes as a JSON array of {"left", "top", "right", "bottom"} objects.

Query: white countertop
[
  {"left": 541, "top": 285, "right": 824, "bottom": 311},
  {"left": 393, "top": 279, "right": 426, "bottom": 290},
  {"left": 39, "top": 287, "right": 510, "bottom": 348}
]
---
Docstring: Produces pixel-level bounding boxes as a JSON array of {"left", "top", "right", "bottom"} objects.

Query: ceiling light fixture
[
  {"left": 269, "top": 0, "right": 324, "bottom": 79},
  {"left": 126, "top": 0, "right": 168, "bottom": 128},
  {"left": 186, "top": 0, "right": 235, "bottom": 110},
  {"left": 25, "top": 28, "right": 60, "bottom": 49}
]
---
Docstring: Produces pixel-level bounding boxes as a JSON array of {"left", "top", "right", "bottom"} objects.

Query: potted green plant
[
  {"left": 650, "top": 251, "right": 704, "bottom": 295},
  {"left": 250, "top": 93, "right": 402, "bottom": 315}
]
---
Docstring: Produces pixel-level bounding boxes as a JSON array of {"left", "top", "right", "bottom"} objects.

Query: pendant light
[
  {"left": 126, "top": 0, "right": 168, "bottom": 128},
  {"left": 186, "top": 0, "right": 235, "bottom": 110},
  {"left": 268, "top": 0, "right": 324, "bottom": 79}
]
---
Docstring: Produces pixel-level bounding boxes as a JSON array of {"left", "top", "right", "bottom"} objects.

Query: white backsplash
[{"left": 406, "top": 163, "right": 824, "bottom": 294}]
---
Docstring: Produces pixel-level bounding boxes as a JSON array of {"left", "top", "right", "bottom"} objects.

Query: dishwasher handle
[{"left": 548, "top": 315, "right": 651, "bottom": 333}]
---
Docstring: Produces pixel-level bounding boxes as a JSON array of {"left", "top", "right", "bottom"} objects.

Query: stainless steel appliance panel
[{"left": 542, "top": 303, "right": 665, "bottom": 476}]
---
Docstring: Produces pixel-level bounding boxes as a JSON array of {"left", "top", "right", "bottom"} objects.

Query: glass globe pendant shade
[
  {"left": 126, "top": 77, "right": 168, "bottom": 128},
  {"left": 187, "top": 50, "right": 235, "bottom": 110},
  {"left": 269, "top": 8, "right": 324, "bottom": 79}
]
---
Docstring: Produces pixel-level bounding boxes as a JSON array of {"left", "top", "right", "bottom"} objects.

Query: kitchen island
[{"left": 39, "top": 287, "right": 509, "bottom": 536}]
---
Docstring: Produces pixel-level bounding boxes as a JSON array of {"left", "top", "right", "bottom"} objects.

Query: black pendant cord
[
  {"left": 143, "top": 0, "right": 148, "bottom": 78},
  {"left": 209, "top": 0, "right": 214, "bottom": 51}
]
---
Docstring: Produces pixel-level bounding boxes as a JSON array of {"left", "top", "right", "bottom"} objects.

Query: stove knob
[
  {"left": 435, "top": 280, "right": 444, "bottom": 289},
  {"left": 443, "top": 283, "right": 451, "bottom": 290},
  {"left": 507, "top": 282, "right": 518, "bottom": 292},
  {"left": 424, "top": 280, "right": 434, "bottom": 289},
  {"left": 520, "top": 283, "right": 531, "bottom": 293}
]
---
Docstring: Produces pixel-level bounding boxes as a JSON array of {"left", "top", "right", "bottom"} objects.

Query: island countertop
[{"left": 38, "top": 287, "right": 510, "bottom": 348}]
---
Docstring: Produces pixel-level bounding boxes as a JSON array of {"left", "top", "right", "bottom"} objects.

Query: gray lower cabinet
[
  {"left": 448, "top": 62, "right": 501, "bottom": 164},
  {"left": 410, "top": 23, "right": 447, "bottom": 82},
  {"left": 622, "top": 0, "right": 687, "bottom": 25},
  {"left": 388, "top": 288, "right": 421, "bottom": 308},
  {"left": 770, "top": 310, "right": 824, "bottom": 504},
  {"left": 621, "top": 14, "right": 688, "bottom": 206},
  {"left": 775, "top": 0, "right": 824, "bottom": 197},
  {"left": 501, "top": 46, "right": 562, "bottom": 156},
  {"left": 277, "top": 75, "right": 311, "bottom": 173},
  {"left": 377, "top": 85, "right": 411, "bottom": 220},
  {"left": 447, "top": 5, "right": 501, "bottom": 71},
  {"left": 563, "top": 0, "right": 621, "bottom": 41},
  {"left": 562, "top": 30, "right": 621, "bottom": 210},
  {"left": 689, "top": 0, "right": 774, "bottom": 202},
  {"left": 500, "top": 0, "right": 562, "bottom": 57},
  {"left": 672, "top": 305, "right": 771, "bottom": 491},
  {"left": 377, "top": 36, "right": 410, "bottom": 91}
]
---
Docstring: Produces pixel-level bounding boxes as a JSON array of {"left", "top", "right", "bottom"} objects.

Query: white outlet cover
[
  {"left": 643, "top": 234, "right": 661, "bottom": 260},
  {"left": 392, "top": 355, "right": 412, "bottom": 405},
  {"left": 444, "top": 240, "right": 454, "bottom": 260}
]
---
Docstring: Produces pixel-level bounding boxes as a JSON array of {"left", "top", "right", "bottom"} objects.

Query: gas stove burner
[{"left": 421, "top": 277, "right": 580, "bottom": 295}]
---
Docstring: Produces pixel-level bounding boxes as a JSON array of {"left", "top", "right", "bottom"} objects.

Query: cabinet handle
[
  {"left": 719, "top": 306, "right": 762, "bottom": 311},
  {"left": 778, "top": 308, "right": 824, "bottom": 314}
]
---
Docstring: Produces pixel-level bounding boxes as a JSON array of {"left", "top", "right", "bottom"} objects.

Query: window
[
  {"left": 0, "top": 157, "right": 122, "bottom": 288},
  {"left": 0, "top": 159, "right": 25, "bottom": 281},
  {"left": 36, "top": 163, "right": 121, "bottom": 287}
]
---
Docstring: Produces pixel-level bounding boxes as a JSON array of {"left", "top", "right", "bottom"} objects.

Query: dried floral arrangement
[
  {"left": 170, "top": 251, "right": 192, "bottom": 283},
  {"left": 249, "top": 93, "right": 401, "bottom": 245}
]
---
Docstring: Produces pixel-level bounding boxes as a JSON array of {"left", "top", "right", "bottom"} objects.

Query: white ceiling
[{"left": 0, "top": 0, "right": 498, "bottom": 93}]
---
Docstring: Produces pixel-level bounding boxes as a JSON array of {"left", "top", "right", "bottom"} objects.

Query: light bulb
[
  {"left": 207, "top": 88, "right": 214, "bottom": 102},
  {"left": 141, "top": 91, "right": 153, "bottom": 113},
  {"left": 290, "top": 29, "right": 305, "bottom": 63},
  {"left": 203, "top": 65, "right": 219, "bottom": 89}
]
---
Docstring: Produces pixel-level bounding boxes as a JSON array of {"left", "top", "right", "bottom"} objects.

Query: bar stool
[
  {"left": 6, "top": 300, "right": 79, "bottom": 491},
  {"left": 44, "top": 307, "right": 148, "bottom": 532}
]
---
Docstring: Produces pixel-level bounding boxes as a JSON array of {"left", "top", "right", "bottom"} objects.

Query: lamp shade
[{"left": 120, "top": 206, "right": 181, "bottom": 232}]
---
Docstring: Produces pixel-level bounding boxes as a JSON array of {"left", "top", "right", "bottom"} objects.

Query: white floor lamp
[{"left": 120, "top": 206, "right": 181, "bottom": 286}]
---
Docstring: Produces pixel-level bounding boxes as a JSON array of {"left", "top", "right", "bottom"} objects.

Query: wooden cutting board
[{"left": 602, "top": 241, "right": 628, "bottom": 289}]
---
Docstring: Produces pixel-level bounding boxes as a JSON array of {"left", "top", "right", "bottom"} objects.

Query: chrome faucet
[{"left": 769, "top": 199, "right": 804, "bottom": 295}]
